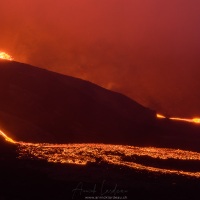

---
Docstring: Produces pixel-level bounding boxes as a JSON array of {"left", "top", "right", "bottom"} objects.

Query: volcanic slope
[{"left": 0, "top": 60, "right": 155, "bottom": 144}]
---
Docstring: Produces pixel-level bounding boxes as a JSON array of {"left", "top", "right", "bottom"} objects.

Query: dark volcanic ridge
[
  {"left": 0, "top": 60, "right": 154, "bottom": 143},
  {"left": 0, "top": 60, "right": 200, "bottom": 151}
]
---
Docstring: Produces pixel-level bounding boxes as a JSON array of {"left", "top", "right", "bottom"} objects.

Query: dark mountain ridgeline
[
  {"left": 0, "top": 60, "right": 155, "bottom": 144},
  {"left": 0, "top": 60, "right": 200, "bottom": 152}
]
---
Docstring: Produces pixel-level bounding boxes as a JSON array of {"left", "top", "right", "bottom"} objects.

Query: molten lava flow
[
  {"left": 0, "top": 130, "right": 16, "bottom": 144},
  {"left": 0, "top": 52, "right": 13, "bottom": 61},
  {"left": 156, "top": 113, "right": 166, "bottom": 119},
  {"left": 193, "top": 118, "right": 200, "bottom": 124},
  {"left": 18, "top": 143, "right": 200, "bottom": 178},
  {"left": 1, "top": 128, "right": 200, "bottom": 178},
  {"left": 169, "top": 117, "right": 200, "bottom": 124},
  {"left": 156, "top": 113, "right": 200, "bottom": 125}
]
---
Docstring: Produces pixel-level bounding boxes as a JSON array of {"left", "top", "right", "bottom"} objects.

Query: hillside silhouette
[
  {"left": 1, "top": 60, "right": 200, "bottom": 152},
  {"left": 0, "top": 60, "right": 155, "bottom": 144}
]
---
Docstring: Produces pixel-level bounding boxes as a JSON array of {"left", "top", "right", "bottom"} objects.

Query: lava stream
[
  {"left": 157, "top": 113, "right": 200, "bottom": 124},
  {"left": 0, "top": 130, "right": 17, "bottom": 143},
  {"left": 1, "top": 129, "right": 200, "bottom": 178}
]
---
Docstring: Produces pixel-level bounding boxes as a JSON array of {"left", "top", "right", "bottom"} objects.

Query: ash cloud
[{"left": 1, "top": 0, "right": 200, "bottom": 117}]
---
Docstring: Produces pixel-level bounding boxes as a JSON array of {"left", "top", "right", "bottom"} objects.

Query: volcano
[
  {"left": 0, "top": 60, "right": 155, "bottom": 144},
  {"left": 1, "top": 60, "right": 200, "bottom": 152}
]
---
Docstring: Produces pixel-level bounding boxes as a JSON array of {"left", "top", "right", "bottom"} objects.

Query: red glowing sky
[{"left": 0, "top": 0, "right": 200, "bottom": 117}]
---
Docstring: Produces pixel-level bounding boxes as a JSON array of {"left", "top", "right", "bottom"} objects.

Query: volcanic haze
[{"left": 0, "top": 0, "right": 200, "bottom": 117}]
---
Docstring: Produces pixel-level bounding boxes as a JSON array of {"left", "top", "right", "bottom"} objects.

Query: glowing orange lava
[
  {"left": 193, "top": 118, "right": 200, "bottom": 123},
  {"left": 156, "top": 113, "right": 166, "bottom": 119},
  {"left": 1, "top": 129, "right": 200, "bottom": 178},
  {"left": 157, "top": 113, "right": 200, "bottom": 125},
  {"left": 170, "top": 117, "right": 200, "bottom": 124},
  {"left": 0, "top": 52, "right": 13, "bottom": 61},
  {"left": 0, "top": 130, "right": 16, "bottom": 143},
  {"left": 18, "top": 143, "right": 200, "bottom": 178}
]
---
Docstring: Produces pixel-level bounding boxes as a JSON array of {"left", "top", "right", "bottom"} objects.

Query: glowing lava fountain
[{"left": 0, "top": 52, "right": 13, "bottom": 61}]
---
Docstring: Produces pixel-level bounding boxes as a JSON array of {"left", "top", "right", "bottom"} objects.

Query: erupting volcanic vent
[{"left": 0, "top": 51, "right": 13, "bottom": 61}]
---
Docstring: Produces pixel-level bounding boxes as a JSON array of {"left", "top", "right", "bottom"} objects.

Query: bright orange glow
[
  {"left": 170, "top": 117, "right": 200, "bottom": 124},
  {"left": 1, "top": 124, "right": 200, "bottom": 178},
  {"left": 0, "top": 52, "right": 13, "bottom": 61},
  {"left": 1, "top": 127, "right": 200, "bottom": 178},
  {"left": 156, "top": 113, "right": 166, "bottom": 119},
  {"left": 18, "top": 143, "right": 200, "bottom": 178},
  {"left": 156, "top": 113, "right": 200, "bottom": 125},
  {"left": 170, "top": 117, "right": 191, "bottom": 123},
  {"left": 193, "top": 118, "right": 200, "bottom": 123},
  {"left": 0, "top": 130, "right": 16, "bottom": 143}
]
